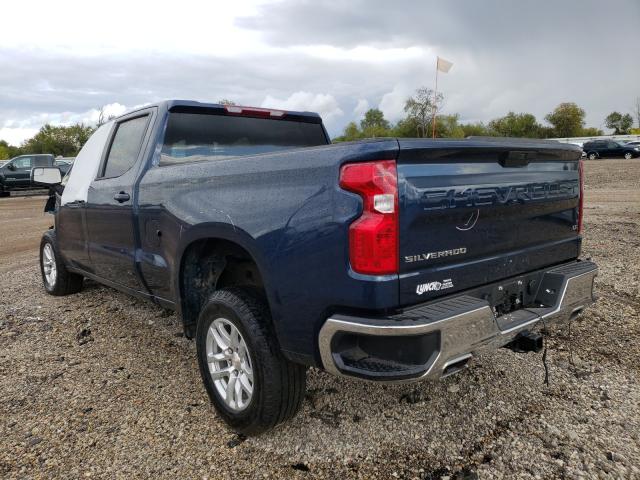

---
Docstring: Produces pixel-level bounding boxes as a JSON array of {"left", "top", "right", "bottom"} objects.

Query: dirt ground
[{"left": 1, "top": 160, "right": 639, "bottom": 479}]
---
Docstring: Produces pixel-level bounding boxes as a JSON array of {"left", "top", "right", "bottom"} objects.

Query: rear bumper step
[{"left": 318, "top": 260, "right": 597, "bottom": 382}]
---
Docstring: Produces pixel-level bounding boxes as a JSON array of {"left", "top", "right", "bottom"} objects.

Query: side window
[
  {"left": 102, "top": 115, "right": 149, "bottom": 178},
  {"left": 13, "top": 156, "right": 33, "bottom": 169},
  {"left": 33, "top": 157, "right": 50, "bottom": 167},
  {"left": 607, "top": 142, "right": 618, "bottom": 148}
]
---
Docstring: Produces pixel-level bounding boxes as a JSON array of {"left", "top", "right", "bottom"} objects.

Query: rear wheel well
[{"left": 179, "top": 238, "right": 266, "bottom": 337}]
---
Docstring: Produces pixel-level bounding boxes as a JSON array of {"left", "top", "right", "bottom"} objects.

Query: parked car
[
  {"left": 582, "top": 139, "right": 640, "bottom": 160},
  {"left": 33, "top": 100, "right": 598, "bottom": 434},
  {"left": 0, "top": 154, "right": 72, "bottom": 196},
  {"left": 623, "top": 141, "right": 640, "bottom": 149}
]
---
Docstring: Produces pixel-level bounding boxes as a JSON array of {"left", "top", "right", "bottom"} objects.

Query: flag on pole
[{"left": 437, "top": 56, "right": 453, "bottom": 73}]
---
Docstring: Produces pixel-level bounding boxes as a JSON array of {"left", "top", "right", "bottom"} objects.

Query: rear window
[{"left": 160, "top": 112, "right": 327, "bottom": 166}]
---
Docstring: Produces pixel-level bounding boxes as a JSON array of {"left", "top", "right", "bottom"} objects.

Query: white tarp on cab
[{"left": 61, "top": 122, "right": 113, "bottom": 206}]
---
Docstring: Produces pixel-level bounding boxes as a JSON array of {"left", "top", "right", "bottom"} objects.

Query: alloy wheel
[
  {"left": 42, "top": 243, "right": 57, "bottom": 287},
  {"left": 205, "top": 317, "right": 254, "bottom": 411}
]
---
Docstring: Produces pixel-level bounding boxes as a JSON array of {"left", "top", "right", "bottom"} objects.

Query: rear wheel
[
  {"left": 196, "top": 287, "right": 306, "bottom": 435},
  {"left": 587, "top": 152, "right": 598, "bottom": 160},
  {"left": 40, "top": 231, "right": 83, "bottom": 296},
  {"left": 624, "top": 152, "right": 633, "bottom": 160}
]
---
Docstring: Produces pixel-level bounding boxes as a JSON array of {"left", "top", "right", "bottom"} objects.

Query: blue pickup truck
[{"left": 34, "top": 100, "right": 598, "bottom": 434}]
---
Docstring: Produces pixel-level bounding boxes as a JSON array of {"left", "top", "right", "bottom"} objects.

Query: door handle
[{"left": 114, "top": 191, "right": 130, "bottom": 203}]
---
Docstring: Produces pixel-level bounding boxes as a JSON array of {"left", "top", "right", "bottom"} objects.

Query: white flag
[{"left": 437, "top": 56, "right": 453, "bottom": 73}]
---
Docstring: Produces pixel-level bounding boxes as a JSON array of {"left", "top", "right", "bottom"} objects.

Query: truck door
[
  {"left": 84, "top": 112, "right": 153, "bottom": 291},
  {"left": 4, "top": 156, "right": 33, "bottom": 187}
]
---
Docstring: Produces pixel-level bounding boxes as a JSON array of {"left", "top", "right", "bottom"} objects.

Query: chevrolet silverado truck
[
  {"left": 0, "top": 154, "right": 71, "bottom": 196},
  {"left": 34, "top": 100, "right": 598, "bottom": 434}
]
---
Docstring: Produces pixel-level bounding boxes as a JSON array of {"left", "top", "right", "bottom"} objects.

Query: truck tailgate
[{"left": 397, "top": 138, "right": 583, "bottom": 306}]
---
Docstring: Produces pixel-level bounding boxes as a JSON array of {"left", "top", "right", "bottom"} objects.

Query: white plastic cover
[{"left": 61, "top": 122, "right": 113, "bottom": 206}]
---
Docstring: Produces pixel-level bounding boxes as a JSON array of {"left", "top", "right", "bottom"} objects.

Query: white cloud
[
  {"left": 0, "top": 127, "right": 39, "bottom": 146},
  {"left": 261, "top": 92, "right": 344, "bottom": 127},
  {"left": 352, "top": 99, "right": 370, "bottom": 119},
  {"left": 1, "top": 1, "right": 269, "bottom": 57},
  {"left": 292, "top": 45, "right": 427, "bottom": 63},
  {"left": 1, "top": 0, "right": 638, "bottom": 144},
  {"left": 84, "top": 103, "right": 130, "bottom": 124},
  {"left": 0, "top": 103, "right": 130, "bottom": 145},
  {"left": 379, "top": 84, "right": 413, "bottom": 123}
]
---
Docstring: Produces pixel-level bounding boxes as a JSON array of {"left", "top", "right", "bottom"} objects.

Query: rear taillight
[
  {"left": 578, "top": 159, "right": 584, "bottom": 234},
  {"left": 339, "top": 160, "right": 399, "bottom": 275}
]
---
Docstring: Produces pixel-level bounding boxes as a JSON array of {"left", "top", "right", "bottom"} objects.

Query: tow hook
[{"left": 506, "top": 331, "right": 544, "bottom": 353}]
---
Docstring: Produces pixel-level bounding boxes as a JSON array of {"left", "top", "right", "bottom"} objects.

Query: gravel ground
[{"left": 1, "top": 160, "right": 639, "bottom": 479}]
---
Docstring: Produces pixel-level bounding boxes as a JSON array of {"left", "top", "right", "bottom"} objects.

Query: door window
[
  {"left": 33, "top": 156, "right": 50, "bottom": 167},
  {"left": 607, "top": 142, "right": 618, "bottom": 149},
  {"left": 101, "top": 115, "right": 149, "bottom": 178},
  {"left": 12, "top": 156, "right": 33, "bottom": 169}
]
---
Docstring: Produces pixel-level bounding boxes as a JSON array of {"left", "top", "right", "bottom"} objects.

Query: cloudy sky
[{"left": 1, "top": 0, "right": 639, "bottom": 144}]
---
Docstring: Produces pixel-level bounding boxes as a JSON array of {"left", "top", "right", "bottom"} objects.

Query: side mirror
[
  {"left": 6, "top": 163, "right": 16, "bottom": 171},
  {"left": 31, "top": 167, "right": 62, "bottom": 186}
]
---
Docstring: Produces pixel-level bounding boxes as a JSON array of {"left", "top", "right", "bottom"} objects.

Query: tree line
[
  {"left": 334, "top": 87, "right": 640, "bottom": 142},
  {"left": 0, "top": 107, "right": 115, "bottom": 160},
  {"left": 1, "top": 94, "right": 639, "bottom": 160},
  {"left": 0, "top": 124, "right": 95, "bottom": 160}
]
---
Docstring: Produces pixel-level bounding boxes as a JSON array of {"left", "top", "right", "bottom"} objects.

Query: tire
[
  {"left": 587, "top": 152, "right": 598, "bottom": 160},
  {"left": 40, "top": 230, "right": 84, "bottom": 296},
  {"left": 624, "top": 152, "right": 633, "bottom": 160},
  {"left": 196, "top": 287, "right": 306, "bottom": 435}
]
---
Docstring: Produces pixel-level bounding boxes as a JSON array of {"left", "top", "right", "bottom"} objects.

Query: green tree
[
  {"left": 21, "top": 124, "right": 95, "bottom": 157},
  {"left": 544, "top": 102, "right": 586, "bottom": 137},
  {"left": 604, "top": 111, "right": 634, "bottom": 135},
  {"left": 360, "top": 108, "right": 389, "bottom": 130},
  {"left": 0, "top": 142, "right": 10, "bottom": 160},
  {"left": 404, "top": 87, "right": 443, "bottom": 137},
  {"left": 580, "top": 127, "right": 604, "bottom": 137},
  {"left": 459, "top": 122, "right": 490, "bottom": 137},
  {"left": 0, "top": 140, "right": 22, "bottom": 160},
  {"left": 488, "top": 112, "right": 542, "bottom": 138},
  {"left": 435, "top": 114, "right": 465, "bottom": 138},
  {"left": 391, "top": 117, "right": 420, "bottom": 138},
  {"left": 359, "top": 109, "right": 391, "bottom": 138},
  {"left": 333, "top": 121, "right": 362, "bottom": 142}
]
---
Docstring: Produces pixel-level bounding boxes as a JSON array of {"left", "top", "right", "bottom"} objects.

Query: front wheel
[
  {"left": 587, "top": 152, "right": 598, "bottom": 160},
  {"left": 40, "top": 231, "right": 83, "bottom": 296},
  {"left": 196, "top": 287, "right": 306, "bottom": 435},
  {"left": 624, "top": 152, "right": 633, "bottom": 160}
]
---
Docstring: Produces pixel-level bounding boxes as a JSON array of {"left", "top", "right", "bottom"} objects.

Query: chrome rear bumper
[{"left": 318, "top": 260, "right": 597, "bottom": 382}]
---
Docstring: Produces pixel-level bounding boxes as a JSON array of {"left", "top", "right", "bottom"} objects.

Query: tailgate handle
[{"left": 500, "top": 151, "right": 531, "bottom": 168}]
